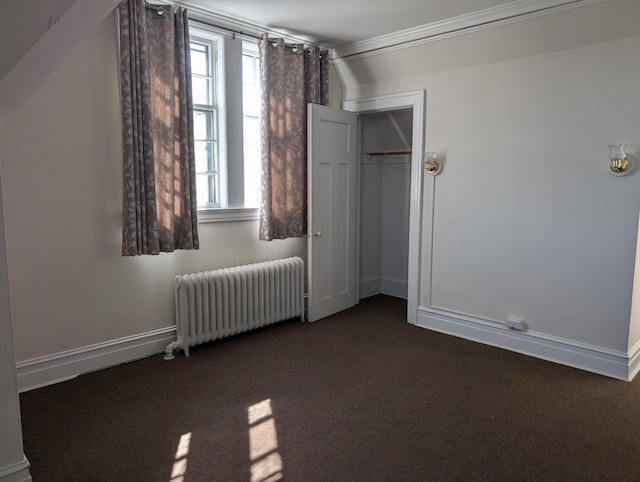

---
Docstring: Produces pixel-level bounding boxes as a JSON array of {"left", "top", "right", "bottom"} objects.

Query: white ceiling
[{"left": 180, "top": 0, "right": 518, "bottom": 48}]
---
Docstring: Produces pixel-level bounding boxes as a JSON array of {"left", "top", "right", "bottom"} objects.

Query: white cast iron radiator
[{"left": 164, "top": 257, "right": 305, "bottom": 359}]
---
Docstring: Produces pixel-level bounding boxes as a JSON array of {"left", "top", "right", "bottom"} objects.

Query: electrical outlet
[{"left": 506, "top": 317, "right": 524, "bottom": 331}]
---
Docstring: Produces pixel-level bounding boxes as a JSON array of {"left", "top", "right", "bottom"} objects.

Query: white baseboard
[
  {"left": 360, "top": 277, "right": 381, "bottom": 299},
  {"left": 0, "top": 456, "right": 31, "bottom": 482},
  {"left": 16, "top": 327, "right": 177, "bottom": 392},
  {"left": 360, "top": 276, "right": 408, "bottom": 300},
  {"left": 380, "top": 277, "right": 407, "bottom": 299},
  {"left": 417, "top": 307, "right": 633, "bottom": 381},
  {"left": 628, "top": 339, "right": 640, "bottom": 381}
]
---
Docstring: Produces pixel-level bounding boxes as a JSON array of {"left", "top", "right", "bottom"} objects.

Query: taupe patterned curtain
[
  {"left": 118, "top": 0, "right": 199, "bottom": 256},
  {"left": 259, "top": 36, "right": 329, "bottom": 241}
]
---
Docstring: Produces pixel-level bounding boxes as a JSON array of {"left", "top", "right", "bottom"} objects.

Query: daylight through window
[
  {"left": 190, "top": 38, "right": 221, "bottom": 209},
  {"left": 190, "top": 26, "right": 262, "bottom": 220},
  {"left": 242, "top": 42, "right": 261, "bottom": 209}
]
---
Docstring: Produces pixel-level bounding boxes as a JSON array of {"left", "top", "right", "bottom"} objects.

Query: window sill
[{"left": 198, "top": 207, "right": 260, "bottom": 223}]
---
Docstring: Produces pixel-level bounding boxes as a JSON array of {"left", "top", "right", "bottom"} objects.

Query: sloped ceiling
[
  {"left": 0, "top": 0, "right": 76, "bottom": 80},
  {"left": 0, "top": 0, "right": 122, "bottom": 127},
  {"left": 362, "top": 110, "right": 413, "bottom": 153}
]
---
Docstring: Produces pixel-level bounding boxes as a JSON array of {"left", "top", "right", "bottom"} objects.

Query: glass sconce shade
[{"left": 608, "top": 143, "right": 629, "bottom": 176}]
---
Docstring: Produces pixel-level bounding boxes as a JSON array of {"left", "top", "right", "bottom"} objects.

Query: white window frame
[
  {"left": 189, "top": 31, "right": 227, "bottom": 211},
  {"left": 190, "top": 23, "right": 260, "bottom": 223},
  {"left": 241, "top": 41, "right": 261, "bottom": 212}
]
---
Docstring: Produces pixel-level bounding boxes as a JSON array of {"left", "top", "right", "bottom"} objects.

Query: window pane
[
  {"left": 191, "top": 33, "right": 224, "bottom": 210},
  {"left": 195, "top": 141, "right": 217, "bottom": 173},
  {"left": 242, "top": 46, "right": 261, "bottom": 209},
  {"left": 243, "top": 86, "right": 260, "bottom": 117},
  {"left": 243, "top": 116, "right": 259, "bottom": 143},
  {"left": 196, "top": 174, "right": 209, "bottom": 206},
  {"left": 243, "top": 149, "right": 260, "bottom": 208},
  {"left": 242, "top": 52, "right": 261, "bottom": 117},
  {"left": 192, "top": 77, "right": 211, "bottom": 105},
  {"left": 209, "top": 173, "right": 219, "bottom": 206},
  {"left": 242, "top": 55, "right": 255, "bottom": 81},
  {"left": 197, "top": 173, "right": 219, "bottom": 208},
  {"left": 190, "top": 43, "right": 209, "bottom": 76},
  {"left": 195, "top": 143, "right": 208, "bottom": 173},
  {"left": 243, "top": 116, "right": 260, "bottom": 208},
  {"left": 194, "top": 111, "right": 213, "bottom": 140}
]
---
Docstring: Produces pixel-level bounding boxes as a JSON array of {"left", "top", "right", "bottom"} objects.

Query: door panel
[{"left": 308, "top": 104, "right": 358, "bottom": 322}]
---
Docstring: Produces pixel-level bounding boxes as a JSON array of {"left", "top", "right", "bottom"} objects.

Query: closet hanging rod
[{"left": 367, "top": 150, "right": 412, "bottom": 157}]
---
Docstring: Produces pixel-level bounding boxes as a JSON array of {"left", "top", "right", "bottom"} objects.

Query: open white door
[{"left": 307, "top": 104, "right": 358, "bottom": 322}]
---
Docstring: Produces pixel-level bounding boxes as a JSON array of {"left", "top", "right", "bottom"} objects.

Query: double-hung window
[
  {"left": 189, "top": 25, "right": 261, "bottom": 222},
  {"left": 191, "top": 36, "right": 222, "bottom": 209}
]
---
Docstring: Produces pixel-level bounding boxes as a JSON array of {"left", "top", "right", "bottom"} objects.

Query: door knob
[{"left": 314, "top": 230, "right": 323, "bottom": 237}]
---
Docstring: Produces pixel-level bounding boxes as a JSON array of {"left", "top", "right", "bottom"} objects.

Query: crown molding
[{"left": 333, "top": 0, "right": 607, "bottom": 60}]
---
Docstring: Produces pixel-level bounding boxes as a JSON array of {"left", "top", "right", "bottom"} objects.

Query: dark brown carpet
[{"left": 19, "top": 295, "right": 640, "bottom": 481}]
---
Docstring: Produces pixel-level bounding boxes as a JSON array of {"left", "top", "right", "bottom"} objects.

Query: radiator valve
[{"left": 164, "top": 340, "right": 182, "bottom": 360}]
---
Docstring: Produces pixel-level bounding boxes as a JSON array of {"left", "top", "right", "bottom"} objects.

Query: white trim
[
  {"left": 198, "top": 207, "right": 259, "bottom": 223},
  {"left": 0, "top": 456, "right": 31, "bottom": 482},
  {"left": 360, "top": 277, "right": 381, "bottom": 300},
  {"left": 334, "top": 0, "right": 606, "bottom": 59},
  {"left": 380, "top": 277, "right": 407, "bottom": 300},
  {"left": 344, "top": 91, "right": 425, "bottom": 325},
  {"left": 628, "top": 339, "right": 640, "bottom": 381},
  {"left": 360, "top": 277, "right": 408, "bottom": 299},
  {"left": 16, "top": 327, "right": 176, "bottom": 392},
  {"left": 417, "top": 306, "right": 633, "bottom": 381}
]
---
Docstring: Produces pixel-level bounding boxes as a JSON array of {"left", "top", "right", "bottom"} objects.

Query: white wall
[
  {"left": 0, "top": 11, "right": 315, "bottom": 364},
  {"left": 379, "top": 161, "right": 410, "bottom": 289},
  {"left": 338, "top": 0, "right": 640, "bottom": 353},
  {"left": 360, "top": 162, "right": 382, "bottom": 284}
]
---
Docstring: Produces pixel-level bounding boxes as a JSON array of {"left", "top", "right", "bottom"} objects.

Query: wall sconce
[
  {"left": 608, "top": 143, "right": 631, "bottom": 176},
  {"left": 424, "top": 151, "right": 441, "bottom": 176}
]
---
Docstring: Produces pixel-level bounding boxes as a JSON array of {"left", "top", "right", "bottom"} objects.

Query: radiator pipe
[{"left": 164, "top": 340, "right": 181, "bottom": 360}]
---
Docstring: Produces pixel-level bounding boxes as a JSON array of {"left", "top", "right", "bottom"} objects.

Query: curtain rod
[
  {"left": 189, "top": 18, "right": 262, "bottom": 41},
  {"left": 144, "top": 4, "right": 261, "bottom": 40},
  {"left": 146, "top": 3, "right": 328, "bottom": 49},
  {"left": 189, "top": 18, "right": 328, "bottom": 52}
]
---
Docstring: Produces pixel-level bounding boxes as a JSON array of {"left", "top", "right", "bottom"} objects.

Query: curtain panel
[
  {"left": 118, "top": 0, "right": 199, "bottom": 256},
  {"left": 259, "top": 36, "right": 329, "bottom": 241}
]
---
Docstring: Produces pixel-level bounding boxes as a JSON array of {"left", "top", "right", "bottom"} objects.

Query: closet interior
[{"left": 359, "top": 108, "right": 412, "bottom": 300}]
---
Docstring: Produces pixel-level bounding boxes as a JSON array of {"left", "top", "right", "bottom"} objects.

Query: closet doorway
[
  {"left": 344, "top": 91, "right": 425, "bottom": 324},
  {"left": 359, "top": 109, "right": 412, "bottom": 301}
]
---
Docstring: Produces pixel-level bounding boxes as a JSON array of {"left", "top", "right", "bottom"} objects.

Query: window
[
  {"left": 242, "top": 42, "right": 261, "bottom": 209},
  {"left": 191, "top": 37, "right": 222, "bottom": 209},
  {"left": 189, "top": 26, "right": 261, "bottom": 222}
]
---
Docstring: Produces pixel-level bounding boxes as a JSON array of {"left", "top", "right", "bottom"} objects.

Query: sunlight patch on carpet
[
  {"left": 248, "top": 399, "right": 283, "bottom": 482},
  {"left": 170, "top": 432, "right": 192, "bottom": 482}
]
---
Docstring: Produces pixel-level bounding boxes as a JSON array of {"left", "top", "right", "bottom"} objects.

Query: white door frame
[{"left": 343, "top": 90, "right": 425, "bottom": 324}]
